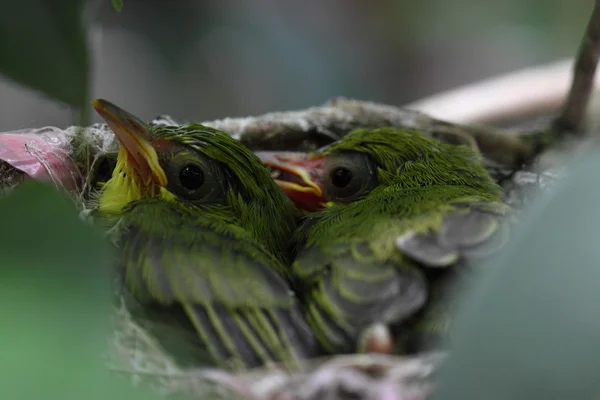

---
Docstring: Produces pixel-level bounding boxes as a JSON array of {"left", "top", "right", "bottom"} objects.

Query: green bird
[
  {"left": 258, "top": 127, "right": 513, "bottom": 354},
  {"left": 90, "top": 99, "right": 318, "bottom": 370}
]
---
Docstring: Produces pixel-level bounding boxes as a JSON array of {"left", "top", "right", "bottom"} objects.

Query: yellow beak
[{"left": 91, "top": 98, "right": 167, "bottom": 187}]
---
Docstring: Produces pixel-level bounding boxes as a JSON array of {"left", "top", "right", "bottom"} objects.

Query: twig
[{"left": 553, "top": 0, "right": 600, "bottom": 134}]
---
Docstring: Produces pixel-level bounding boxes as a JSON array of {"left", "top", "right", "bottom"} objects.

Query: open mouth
[{"left": 255, "top": 151, "right": 327, "bottom": 212}]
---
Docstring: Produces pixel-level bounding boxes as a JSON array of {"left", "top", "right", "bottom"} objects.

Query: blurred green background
[
  {"left": 0, "top": 0, "right": 592, "bottom": 131},
  {"left": 1, "top": 3, "right": 599, "bottom": 398}
]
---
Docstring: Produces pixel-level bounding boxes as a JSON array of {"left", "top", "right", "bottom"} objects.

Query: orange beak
[
  {"left": 255, "top": 151, "right": 327, "bottom": 212},
  {"left": 91, "top": 98, "right": 167, "bottom": 187}
]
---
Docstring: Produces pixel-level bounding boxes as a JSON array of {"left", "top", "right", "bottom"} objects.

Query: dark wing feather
[
  {"left": 396, "top": 203, "right": 512, "bottom": 267},
  {"left": 118, "top": 202, "right": 318, "bottom": 369},
  {"left": 395, "top": 202, "right": 514, "bottom": 352}
]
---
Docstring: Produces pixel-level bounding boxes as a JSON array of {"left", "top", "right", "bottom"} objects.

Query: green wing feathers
[
  {"left": 121, "top": 224, "right": 293, "bottom": 308},
  {"left": 118, "top": 202, "right": 317, "bottom": 369},
  {"left": 293, "top": 243, "right": 428, "bottom": 354},
  {"left": 295, "top": 200, "right": 513, "bottom": 354}
]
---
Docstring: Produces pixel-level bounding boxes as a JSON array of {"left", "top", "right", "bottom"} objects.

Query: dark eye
[
  {"left": 178, "top": 164, "right": 205, "bottom": 190},
  {"left": 163, "top": 152, "right": 226, "bottom": 204},
  {"left": 330, "top": 167, "right": 353, "bottom": 188},
  {"left": 324, "top": 151, "right": 378, "bottom": 203},
  {"left": 94, "top": 155, "right": 117, "bottom": 185}
]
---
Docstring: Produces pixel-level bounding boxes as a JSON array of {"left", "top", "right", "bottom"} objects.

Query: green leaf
[
  {"left": 0, "top": 0, "right": 90, "bottom": 111},
  {"left": 111, "top": 0, "right": 123, "bottom": 13},
  {"left": 0, "top": 181, "right": 161, "bottom": 400},
  {"left": 433, "top": 148, "right": 600, "bottom": 400}
]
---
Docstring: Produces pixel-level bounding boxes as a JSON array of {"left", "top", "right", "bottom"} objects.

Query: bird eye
[
  {"left": 93, "top": 155, "right": 117, "bottom": 185},
  {"left": 164, "top": 152, "right": 226, "bottom": 204},
  {"left": 330, "top": 167, "right": 353, "bottom": 188},
  {"left": 324, "top": 151, "right": 378, "bottom": 203},
  {"left": 178, "top": 164, "right": 205, "bottom": 190}
]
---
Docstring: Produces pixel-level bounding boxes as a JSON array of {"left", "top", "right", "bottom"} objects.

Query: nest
[{"left": 0, "top": 97, "right": 581, "bottom": 400}]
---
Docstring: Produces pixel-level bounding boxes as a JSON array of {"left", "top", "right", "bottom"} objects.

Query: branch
[
  {"left": 553, "top": 0, "right": 600, "bottom": 134},
  {"left": 404, "top": 58, "right": 597, "bottom": 125}
]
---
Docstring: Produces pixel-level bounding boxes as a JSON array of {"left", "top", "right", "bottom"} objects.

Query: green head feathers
[
  {"left": 324, "top": 127, "right": 502, "bottom": 195},
  {"left": 274, "top": 127, "right": 504, "bottom": 251}
]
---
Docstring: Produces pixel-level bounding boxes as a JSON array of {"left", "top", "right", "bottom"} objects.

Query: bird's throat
[{"left": 98, "top": 149, "right": 162, "bottom": 215}]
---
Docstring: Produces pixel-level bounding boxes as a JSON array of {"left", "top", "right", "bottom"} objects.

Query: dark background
[{"left": 0, "top": 0, "right": 591, "bottom": 131}]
